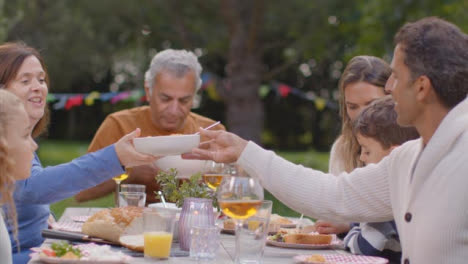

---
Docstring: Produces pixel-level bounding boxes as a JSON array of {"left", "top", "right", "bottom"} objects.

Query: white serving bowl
[
  {"left": 155, "top": 155, "right": 206, "bottom": 179},
  {"left": 134, "top": 134, "right": 200, "bottom": 156},
  {"left": 148, "top": 202, "right": 218, "bottom": 214},
  {"left": 148, "top": 202, "right": 182, "bottom": 214}
]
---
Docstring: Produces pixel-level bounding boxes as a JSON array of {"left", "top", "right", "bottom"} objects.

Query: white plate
[
  {"left": 134, "top": 134, "right": 200, "bottom": 156},
  {"left": 266, "top": 238, "right": 342, "bottom": 250},
  {"left": 38, "top": 256, "right": 130, "bottom": 264},
  {"left": 32, "top": 244, "right": 132, "bottom": 264},
  {"left": 293, "top": 254, "right": 388, "bottom": 264}
]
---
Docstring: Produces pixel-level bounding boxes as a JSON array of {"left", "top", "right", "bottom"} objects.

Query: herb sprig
[{"left": 155, "top": 168, "right": 217, "bottom": 208}]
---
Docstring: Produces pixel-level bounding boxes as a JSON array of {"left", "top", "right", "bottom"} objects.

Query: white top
[
  {"left": 0, "top": 209, "right": 12, "bottom": 264},
  {"left": 328, "top": 137, "right": 346, "bottom": 175},
  {"left": 238, "top": 96, "right": 468, "bottom": 264}
]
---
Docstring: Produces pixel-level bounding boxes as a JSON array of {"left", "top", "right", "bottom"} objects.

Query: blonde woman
[
  {"left": 315, "top": 55, "right": 391, "bottom": 235},
  {"left": 330, "top": 55, "right": 391, "bottom": 175},
  {"left": 0, "top": 90, "right": 38, "bottom": 264}
]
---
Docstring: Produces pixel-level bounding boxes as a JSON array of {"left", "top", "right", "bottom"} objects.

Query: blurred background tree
[{"left": 2, "top": 0, "right": 466, "bottom": 150}]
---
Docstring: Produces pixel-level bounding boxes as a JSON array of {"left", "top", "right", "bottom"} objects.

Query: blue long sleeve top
[
  {"left": 6, "top": 144, "right": 124, "bottom": 253},
  {"left": 343, "top": 221, "right": 402, "bottom": 264}
]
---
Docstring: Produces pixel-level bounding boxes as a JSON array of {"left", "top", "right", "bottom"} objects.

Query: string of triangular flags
[
  {"left": 201, "top": 73, "right": 338, "bottom": 111},
  {"left": 47, "top": 90, "right": 146, "bottom": 110},
  {"left": 48, "top": 73, "right": 337, "bottom": 111}
]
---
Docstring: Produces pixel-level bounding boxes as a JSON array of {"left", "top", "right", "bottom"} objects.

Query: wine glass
[
  {"left": 113, "top": 167, "right": 132, "bottom": 207},
  {"left": 217, "top": 165, "right": 264, "bottom": 262},
  {"left": 202, "top": 161, "right": 229, "bottom": 191}
]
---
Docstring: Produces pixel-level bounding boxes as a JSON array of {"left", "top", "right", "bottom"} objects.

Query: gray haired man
[{"left": 75, "top": 49, "right": 225, "bottom": 204}]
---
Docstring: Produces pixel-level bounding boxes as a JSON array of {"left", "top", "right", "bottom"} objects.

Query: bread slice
[
  {"left": 81, "top": 207, "right": 143, "bottom": 243},
  {"left": 270, "top": 214, "right": 294, "bottom": 225},
  {"left": 119, "top": 234, "right": 144, "bottom": 252},
  {"left": 223, "top": 219, "right": 236, "bottom": 230},
  {"left": 283, "top": 233, "right": 332, "bottom": 245}
]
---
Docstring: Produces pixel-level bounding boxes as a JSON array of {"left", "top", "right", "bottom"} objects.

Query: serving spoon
[{"left": 158, "top": 191, "right": 167, "bottom": 208}]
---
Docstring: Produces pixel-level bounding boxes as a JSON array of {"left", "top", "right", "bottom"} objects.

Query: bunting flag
[
  {"left": 278, "top": 84, "right": 292, "bottom": 98},
  {"left": 65, "top": 95, "right": 84, "bottom": 110},
  {"left": 84, "top": 91, "right": 100, "bottom": 106},
  {"left": 47, "top": 72, "right": 337, "bottom": 111},
  {"left": 110, "top": 91, "right": 131, "bottom": 104}
]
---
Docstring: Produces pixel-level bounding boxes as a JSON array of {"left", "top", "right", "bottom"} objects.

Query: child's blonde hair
[{"left": 0, "top": 89, "right": 25, "bottom": 250}]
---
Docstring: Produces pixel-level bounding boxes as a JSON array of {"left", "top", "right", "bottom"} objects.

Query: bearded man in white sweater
[{"left": 184, "top": 17, "right": 468, "bottom": 264}]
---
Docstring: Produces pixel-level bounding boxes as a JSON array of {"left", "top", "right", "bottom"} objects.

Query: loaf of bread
[
  {"left": 283, "top": 233, "right": 333, "bottom": 245},
  {"left": 81, "top": 207, "right": 144, "bottom": 243}
]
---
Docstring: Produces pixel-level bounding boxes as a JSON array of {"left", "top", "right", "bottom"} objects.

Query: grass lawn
[{"left": 37, "top": 140, "right": 329, "bottom": 219}]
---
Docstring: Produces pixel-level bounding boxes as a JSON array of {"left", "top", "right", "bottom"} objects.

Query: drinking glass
[
  {"left": 217, "top": 165, "right": 264, "bottom": 263},
  {"left": 189, "top": 225, "right": 221, "bottom": 260},
  {"left": 119, "top": 184, "right": 146, "bottom": 207},
  {"left": 143, "top": 208, "right": 176, "bottom": 260},
  {"left": 202, "top": 161, "right": 229, "bottom": 191},
  {"left": 113, "top": 168, "right": 132, "bottom": 207},
  {"left": 235, "top": 200, "right": 272, "bottom": 264}
]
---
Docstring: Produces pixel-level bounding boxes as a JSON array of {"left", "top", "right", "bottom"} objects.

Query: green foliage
[
  {"left": 37, "top": 140, "right": 88, "bottom": 166},
  {"left": 3, "top": 0, "right": 467, "bottom": 146},
  {"left": 278, "top": 148, "right": 330, "bottom": 172},
  {"left": 155, "top": 168, "right": 214, "bottom": 208},
  {"left": 40, "top": 140, "right": 329, "bottom": 218}
]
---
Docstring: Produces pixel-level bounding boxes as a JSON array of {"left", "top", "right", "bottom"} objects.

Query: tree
[
  {"left": 150, "top": 0, "right": 343, "bottom": 145},
  {"left": 3, "top": 0, "right": 466, "bottom": 147}
]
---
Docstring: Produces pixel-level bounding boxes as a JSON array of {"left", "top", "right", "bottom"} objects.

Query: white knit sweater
[{"left": 238, "top": 96, "right": 468, "bottom": 264}]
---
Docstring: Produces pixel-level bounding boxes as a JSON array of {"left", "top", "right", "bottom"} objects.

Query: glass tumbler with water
[
  {"left": 235, "top": 200, "right": 272, "bottom": 264},
  {"left": 119, "top": 184, "right": 146, "bottom": 207},
  {"left": 190, "top": 225, "right": 220, "bottom": 260}
]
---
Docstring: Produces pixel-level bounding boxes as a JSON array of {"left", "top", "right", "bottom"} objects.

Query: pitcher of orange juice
[{"left": 143, "top": 208, "right": 176, "bottom": 259}]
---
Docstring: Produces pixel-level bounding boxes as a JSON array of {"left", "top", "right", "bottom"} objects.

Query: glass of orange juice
[{"left": 143, "top": 208, "right": 176, "bottom": 260}]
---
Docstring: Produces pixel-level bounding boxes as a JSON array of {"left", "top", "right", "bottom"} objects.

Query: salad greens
[{"left": 50, "top": 241, "right": 82, "bottom": 258}]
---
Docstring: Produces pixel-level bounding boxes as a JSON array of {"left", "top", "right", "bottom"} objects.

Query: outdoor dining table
[{"left": 28, "top": 207, "right": 350, "bottom": 264}]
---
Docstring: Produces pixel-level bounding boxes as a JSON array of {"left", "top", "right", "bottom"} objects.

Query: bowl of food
[
  {"left": 134, "top": 134, "right": 200, "bottom": 156},
  {"left": 155, "top": 155, "right": 206, "bottom": 179},
  {"left": 148, "top": 202, "right": 181, "bottom": 214}
]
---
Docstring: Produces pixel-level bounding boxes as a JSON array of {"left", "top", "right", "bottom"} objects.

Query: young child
[
  {"left": 0, "top": 90, "right": 37, "bottom": 264},
  {"left": 343, "top": 95, "right": 419, "bottom": 263}
]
